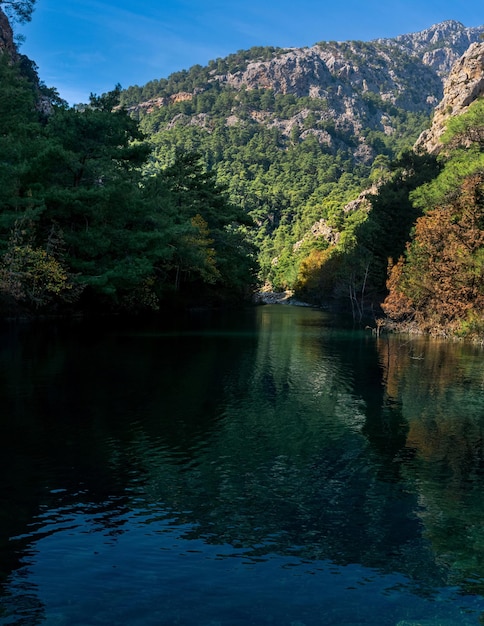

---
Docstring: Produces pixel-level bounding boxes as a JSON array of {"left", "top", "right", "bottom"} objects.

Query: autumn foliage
[{"left": 382, "top": 173, "right": 484, "bottom": 337}]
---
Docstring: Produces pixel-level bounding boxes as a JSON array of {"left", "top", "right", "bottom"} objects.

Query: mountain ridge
[
  {"left": 212, "top": 20, "right": 483, "bottom": 92},
  {"left": 377, "top": 19, "right": 484, "bottom": 74},
  {"left": 121, "top": 20, "right": 484, "bottom": 167},
  {"left": 123, "top": 20, "right": 484, "bottom": 105}
]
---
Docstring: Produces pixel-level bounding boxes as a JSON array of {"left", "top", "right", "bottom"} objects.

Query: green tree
[
  {"left": 146, "top": 151, "right": 257, "bottom": 301},
  {"left": 0, "top": 0, "right": 35, "bottom": 23},
  {"left": 411, "top": 99, "right": 484, "bottom": 211},
  {"left": 23, "top": 87, "right": 156, "bottom": 305},
  {"left": 355, "top": 150, "right": 441, "bottom": 294},
  {"left": 0, "top": 53, "right": 47, "bottom": 241}
]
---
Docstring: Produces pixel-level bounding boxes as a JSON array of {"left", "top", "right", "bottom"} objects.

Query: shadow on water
[{"left": 0, "top": 306, "right": 484, "bottom": 624}]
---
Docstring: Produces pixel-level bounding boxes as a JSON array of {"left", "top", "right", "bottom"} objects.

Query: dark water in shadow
[{"left": 0, "top": 305, "right": 483, "bottom": 625}]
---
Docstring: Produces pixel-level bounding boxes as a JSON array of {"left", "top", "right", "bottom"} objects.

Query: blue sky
[{"left": 16, "top": 0, "right": 484, "bottom": 105}]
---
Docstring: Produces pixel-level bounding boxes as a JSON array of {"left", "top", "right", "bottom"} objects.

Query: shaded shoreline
[{"left": 254, "top": 290, "right": 312, "bottom": 307}]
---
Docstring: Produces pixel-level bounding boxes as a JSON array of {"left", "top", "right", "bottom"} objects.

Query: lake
[{"left": 0, "top": 304, "right": 483, "bottom": 625}]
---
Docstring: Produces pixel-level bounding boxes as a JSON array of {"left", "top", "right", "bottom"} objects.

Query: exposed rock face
[
  {"left": 293, "top": 219, "right": 341, "bottom": 251},
  {"left": 216, "top": 47, "right": 333, "bottom": 98},
  {"left": 388, "top": 20, "right": 483, "bottom": 75},
  {"left": 213, "top": 41, "right": 443, "bottom": 120},
  {"left": 0, "top": 8, "right": 18, "bottom": 60},
  {"left": 415, "top": 42, "right": 484, "bottom": 153},
  {"left": 342, "top": 184, "right": 380, "bottom": 213},
  {"left": 212, "top": 21, "right": 483, "bottom": 108},
  {"left": 125, "top": 91, "right": 196, "bottom": 116}
]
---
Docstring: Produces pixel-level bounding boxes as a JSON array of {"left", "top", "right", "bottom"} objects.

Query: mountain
[
  {"left": 122, "top": 21, "right": 484, "bottom": 164},
  {"left": 119, "top": 21, "right": 484, "bottom": 295}
]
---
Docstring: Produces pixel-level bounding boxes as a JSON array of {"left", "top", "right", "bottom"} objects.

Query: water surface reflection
[{"left": 0, "top": 307, "right": 483, "bottom": 625}]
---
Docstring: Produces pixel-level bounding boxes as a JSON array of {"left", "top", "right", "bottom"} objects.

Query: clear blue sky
[{"left": 16, "top": 0, "right": 484, "bottom": 105}]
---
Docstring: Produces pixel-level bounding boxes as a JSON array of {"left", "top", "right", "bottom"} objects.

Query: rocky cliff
[
  {"left": 385, "top": 20, "right": 483, "bottom": 75},
  {"left": 213, "top": 21, "right": 483, "bottom": 105},
  {"left": 340, "top": 42, "right": 484, "bottom": 216},
  {"left": 415, "top": 41, "right": 484, "bottom": 153},
  {"left": 0, "top": 7, "right": 18, "bottom": 59}
]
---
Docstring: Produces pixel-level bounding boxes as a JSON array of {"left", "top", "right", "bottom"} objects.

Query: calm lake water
[{"left": 0, "top": 305, "right": 484, "bottom": 626}]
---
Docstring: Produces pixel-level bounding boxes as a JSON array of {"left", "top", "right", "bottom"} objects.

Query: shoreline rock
[{"left": 254, "top": 291, "right": 312, "bottom": 306}]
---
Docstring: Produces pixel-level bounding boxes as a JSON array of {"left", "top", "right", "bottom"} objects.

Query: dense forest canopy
[
  {"left": 0, "top": 55, "right": 257, "bottom": 314},
  {"left": 129, "top": 81, "right": 430, "bottom": 294},
  {"left": 0, "top": 9, "right": 482, "bottom": 338}
]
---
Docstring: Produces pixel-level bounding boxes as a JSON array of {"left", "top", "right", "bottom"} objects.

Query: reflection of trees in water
[
  {"left": 118, "top": 308, "right": 444, "bottom": 588},
  {"left": 2, "top": 310, "right": 483, "bottom": 620},
  {"left": 376, "top": 335, "right": 484, "bottom": 593}
]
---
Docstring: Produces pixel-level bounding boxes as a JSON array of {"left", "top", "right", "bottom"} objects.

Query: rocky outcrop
[
  {"left": 124, "top": 91, "right": 196, "bottom": 116},
  {"left": 295, "top": 185, "right": 379, "bottom": 253},
  {"left": 387, "top": 20, "right": 484, "bottom": 75},
  {"left": 0, "top": 8, "right": 18, "bottom": 60},
  {"left": 214, "top": 47, "right": 333, "bottom": 97},
  {"left": 212, "top": 21, "right": 483, "bottom": 108},
  {"left": 415, "top": 42, "right": 484, "bottom": 153},
  {"left": 293, "top": 219, "right": 341, "bottom": 251},
  {"left": 342, "top": 184, "right": 380, "bottom": 213}
]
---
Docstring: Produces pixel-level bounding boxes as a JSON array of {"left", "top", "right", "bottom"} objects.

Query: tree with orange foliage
[
  {"left": 382, "top": 173, "right": 484, "bottom": 337},
  {"left": 383, "top": 97, "right": 484, "bottom": 339}
]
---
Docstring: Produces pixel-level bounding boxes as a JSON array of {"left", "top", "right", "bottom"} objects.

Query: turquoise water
[{"left": 0, "top": 305, "right": 483, "bottom": 625}]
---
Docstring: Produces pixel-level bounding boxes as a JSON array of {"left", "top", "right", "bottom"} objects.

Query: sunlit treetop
[{"left": 0, "top": 0, "right": 36, "bottom": 23}]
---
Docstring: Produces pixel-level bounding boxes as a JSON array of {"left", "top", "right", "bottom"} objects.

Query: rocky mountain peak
[{"left": 387, "top": 20, "right": 484, "bottom": 76}]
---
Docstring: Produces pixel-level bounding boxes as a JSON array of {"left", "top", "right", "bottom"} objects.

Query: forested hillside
[
  {"left": 0, "top": 8, "right": 483, "bottom": 338},
  {"left": 119, "top": 22, "right": 483, "bottom": 300}
]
